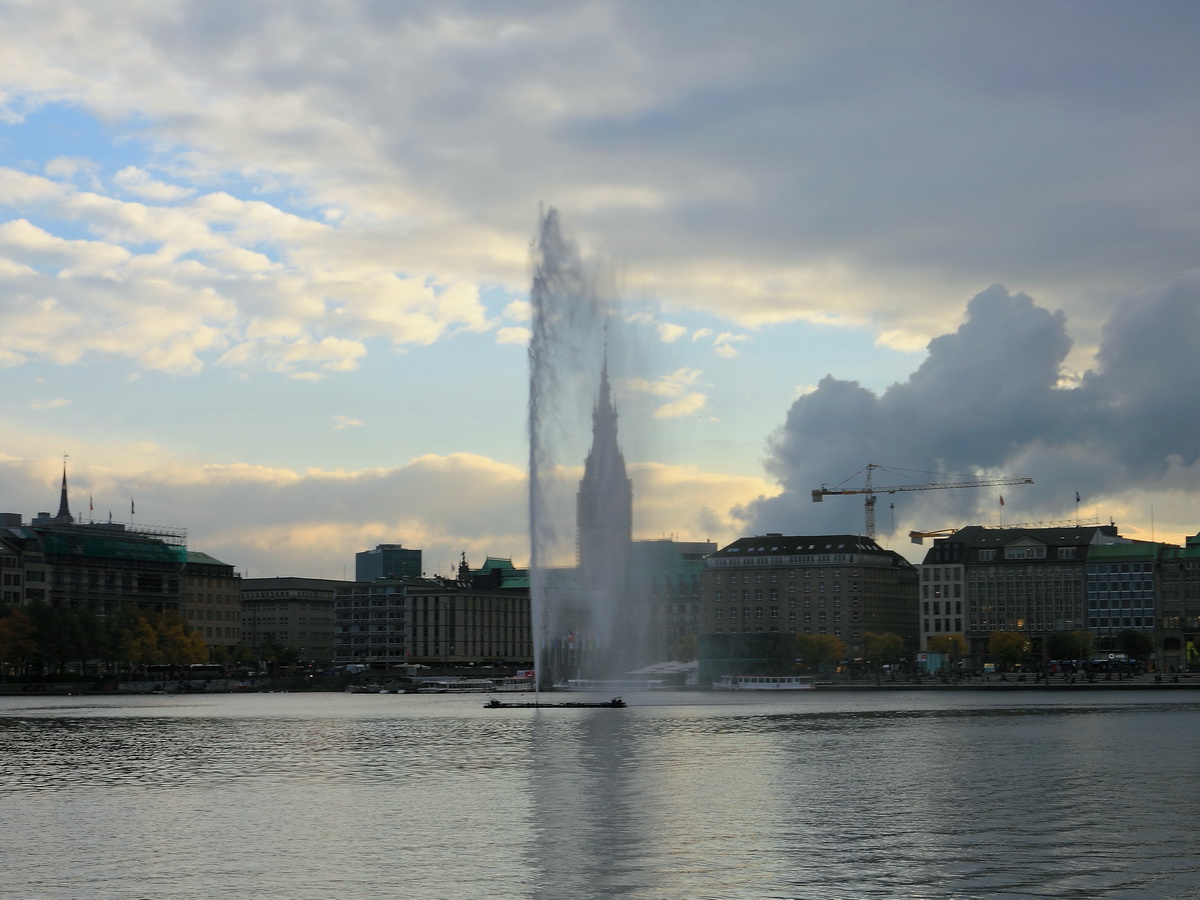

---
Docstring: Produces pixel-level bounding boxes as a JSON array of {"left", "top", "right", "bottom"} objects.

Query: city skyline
[{"left": 3, "top": 3, "right": 1200, "bottom": 577}]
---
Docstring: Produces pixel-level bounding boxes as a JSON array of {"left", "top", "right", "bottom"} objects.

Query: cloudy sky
[{"left": 2, "top": 0, "right": 1199, "bottom": 577}]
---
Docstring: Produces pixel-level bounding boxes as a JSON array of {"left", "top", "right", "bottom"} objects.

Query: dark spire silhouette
[
  {"left": 54, "top": 459, "right": 74, "bottom": 525},
  {"left": 577, "top": 355, "right": 632, "bottom": 577}
]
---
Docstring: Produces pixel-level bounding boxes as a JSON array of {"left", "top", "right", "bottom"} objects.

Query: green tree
[
  {"left": 863, "top": 631, "right": 905, "bottom": 666},
  {"left": 796, "top": 633, "right": 846, "bottom": 671},
  {"left": 0, "top": 608, "right": 36, "bottom": 677},
  {"left": 987, "top": 630, "right": 1029, "bottom": 670},
  {"left": 156, "top": 610, "right": 208, "bottom": 664},
  {"left": 26, "top": 601, "right": 76, "bottom": 675}
]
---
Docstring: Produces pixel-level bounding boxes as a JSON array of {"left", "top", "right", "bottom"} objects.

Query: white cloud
[
  {"left": 112, "top": 166, "right": 195, "bottom": 201},
  {"left": 624, "top": 367, "right": 709, "bottom": 419},
  {"left": 44, "top": 157, "right": 100, "bottom": 188},
  {"left": 496, "top": 326, "right": 531, "bottom": 346},
  {"left": 653, "top": 392, "right": 707, "bottom": 419},
  {"left": 713, "top": 332, "right": 750, "bottom": 358},
  {"left": 656, "top": 322, "right": 687, "bottom": 343},
  {"left": 0, "top": 2, "right": 1198, "bottom": 575},
  {"left": 333, "top": 415, "right": 363, "bottom": 430}
]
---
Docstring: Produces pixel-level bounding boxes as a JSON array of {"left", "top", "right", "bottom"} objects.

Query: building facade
[
  {"left": 631, "top": 539, "right": 715, "bottom": 655},
  {"left": 1156, "top": 534, "right": 1200, "bottom": 670},
  {"left": 701, "top": 534, "right": 919, "bottom": 659},
  {"left": 0, "top": 517, "right": 186, "bottom": 615},
  {"left": 333, "top": 575, "right": 531, "bottom": 668},
  {"left": 356, "top": 544, "right": 422, "bottom": 582},
  {"left": 180, "top": 551, "right": 242, "bottom": 654},
  {"left": 241, "top": 576, "right": 356, "bottom": 663},
  {"left": 919, "top": 524, "right": 1159, "bottom": 662}
]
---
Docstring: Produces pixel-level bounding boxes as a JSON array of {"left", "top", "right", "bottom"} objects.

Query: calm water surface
[{"left": 2, "top": 689, "right": 1198, "bottom": 899}]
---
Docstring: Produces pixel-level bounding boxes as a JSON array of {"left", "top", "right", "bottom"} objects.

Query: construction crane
[{"left": 812, "top": 463, "right": 1034, "bottom": 540}]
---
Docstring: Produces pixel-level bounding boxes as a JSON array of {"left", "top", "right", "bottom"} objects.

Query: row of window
[
  {"left": 925, "top": 617, "right": 963, "bottom": 633},
  {"left": 713, "top": 568, "right": 863, "bottom": 584}
]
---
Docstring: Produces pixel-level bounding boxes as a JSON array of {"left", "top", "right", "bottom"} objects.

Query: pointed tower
[
  {"left": 54, "top": 461, "right": 74, "bottom": 525},
  {"left": 575, "top": 358, "right": 633, "bottom": 613}
]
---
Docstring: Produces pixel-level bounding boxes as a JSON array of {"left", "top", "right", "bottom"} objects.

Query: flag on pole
[
  {"left": 1075, "top": 491, "right": 1081, "bottom": 503},
  {"left": 999, "top": 495, "right": 1005, "bottom": 506},
  {"left": 89, "top": 494, "right": 93, "bottom": 512},
  {"left": 131, "top": 498, "right": 135, "bottom": 515}
]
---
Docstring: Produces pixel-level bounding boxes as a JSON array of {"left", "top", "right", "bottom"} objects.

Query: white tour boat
[
  {"left": 712, "top": 674, "right": 815, "bottom": 691},
  {"left": 558, "top": 678, "right": 670, "bottom": 691}
]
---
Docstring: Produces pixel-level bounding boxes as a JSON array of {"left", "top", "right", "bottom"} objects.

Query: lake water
[{"left": 2, "top": 689, "right": 1198, "bottom": 900}]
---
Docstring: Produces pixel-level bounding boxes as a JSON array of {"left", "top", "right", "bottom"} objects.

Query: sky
[{"left": 2, "top": 0, "right": 1200, "bottom": 578}]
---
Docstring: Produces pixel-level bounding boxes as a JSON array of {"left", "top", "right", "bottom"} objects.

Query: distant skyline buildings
[{"left": 355, "top": 544, "right": 423, "bottom": 582}]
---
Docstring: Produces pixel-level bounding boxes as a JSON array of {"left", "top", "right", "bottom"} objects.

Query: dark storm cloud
[{"left": 742, "top": 272, "right": 1200, "bottom": 537}]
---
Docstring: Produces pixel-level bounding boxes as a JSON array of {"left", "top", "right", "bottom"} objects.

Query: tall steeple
[
  {"left": 54, "top": 458, "right": 74, "bottom": 525},
  {"left": 576, "top": 357, "right": 632, "bottom": 577}
]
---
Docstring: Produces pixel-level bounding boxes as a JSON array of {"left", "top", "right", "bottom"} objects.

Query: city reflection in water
[{"left": 2, "top": 691, "right": 1200, "bottom": 899}]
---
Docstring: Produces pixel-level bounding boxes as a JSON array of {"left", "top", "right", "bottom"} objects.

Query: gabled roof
[
  {"left": 939, "top": 525, "right": 1119, "bottom": 548},
  {"left": 712, "top": 534, "right": 887, "bottom": 556},
  {"left": 186, "top": 550, "right": 233, "bottom": 566}
]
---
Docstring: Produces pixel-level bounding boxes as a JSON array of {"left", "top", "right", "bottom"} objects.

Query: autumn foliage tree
[
  {"left": 987, "top": 630, "right": 1030, "bottom": 670},
  {"left": 0, "top": 603, "right": 207, "bottom": 676},
  {"left": 121, "top": 609, "right": 207, "bottom": 667},
  {"left": 795, "top": 633, "right": 846, "bottom": 671}
]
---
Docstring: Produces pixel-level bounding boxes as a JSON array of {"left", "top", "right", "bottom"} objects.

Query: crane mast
[{"left": 812, "top": 463, "right": 1034, "bottom": 540}]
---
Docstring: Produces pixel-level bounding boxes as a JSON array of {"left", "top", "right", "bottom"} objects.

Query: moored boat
[
  {"left": 492, "top": 677, "right": 535, "bottom": 692},
  {"left": 557, "top": 678, "right": 668, "bottom": 691},
  {"left": 712, "top": 674, "right": 815, "bottom": 691},
  {"left": 416, "top": 678, "right": 496, "bottom": 693}
]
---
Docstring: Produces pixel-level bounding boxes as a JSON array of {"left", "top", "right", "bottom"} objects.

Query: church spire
[{"left": 55, "top": 457, "right": 74, "bottom": 524}]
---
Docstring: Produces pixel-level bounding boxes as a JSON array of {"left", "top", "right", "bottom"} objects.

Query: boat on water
[
  {"left": 712, "top": 674, "right": 816, "bottom": 691},
  {"left": 557, "top": 678, "right": 669, "bottom": 691},
  {"left": 344, "top": 682, "right": 388, "bottom": 694},
  {"left": 415, "top": 678, "right": 496, "bottom": 693},
  {"left": 484, "top": 697, "right": 626, "bottom": 709},
  {"left": 491, "top": 677, "right": 535, "bottom": 692}
]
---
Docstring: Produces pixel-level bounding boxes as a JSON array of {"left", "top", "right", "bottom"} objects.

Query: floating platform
[{"left": 484, "top": 697, "right": 626, "bottom": 709}]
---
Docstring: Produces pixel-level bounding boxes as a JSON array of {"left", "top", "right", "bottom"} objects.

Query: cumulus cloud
[
  {"left": 742, "top": 274, "right": 1200, "bottom": 550},
  {"left": 1, "top": 2, "right": 1197, "bottom": 357},
  {"left": 113, "top": 166, "right": 195, "bottom": 201},
  {"left": 0, "top": 170, "right": 491, "bottom": 375}
]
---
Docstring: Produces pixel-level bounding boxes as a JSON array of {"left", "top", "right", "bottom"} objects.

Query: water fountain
[{"left": 528, "top": 209, "right": 639, "bottom": 688}]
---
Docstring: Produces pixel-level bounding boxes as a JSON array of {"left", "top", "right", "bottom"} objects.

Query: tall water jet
[{"left": 528, "top": 209, "right": 639, "bottom": 687}]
